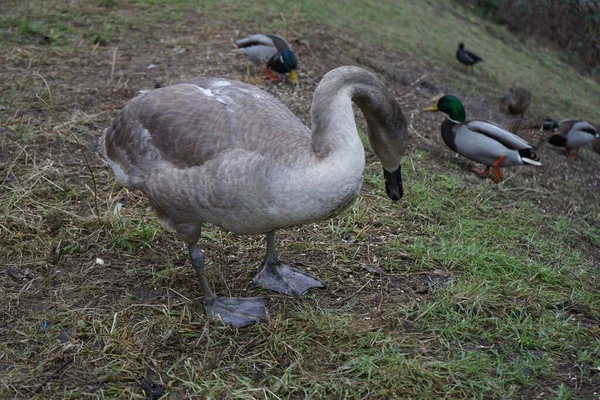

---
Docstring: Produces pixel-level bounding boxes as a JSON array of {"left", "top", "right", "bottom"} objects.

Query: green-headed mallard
[
  {"left": 548, "top": 119, "right": 599, "bottom": 158},
  {"left": 98, "top": 66, "right": 407, "bottom": 327},
  {"left": 500, "top": 87, "right": 531, "bottom": 117},
  {"left": 456, "top": 43, "right": 483, "bottom": 69},
  {"left": 505, "top": 117, "right": 558, "bottom": 147},
  {"left": 235, "top": 34, "right": 298, "bottom": 85},
  {"left": 424, "top": 95, "right": 541, "bottom": 182}
]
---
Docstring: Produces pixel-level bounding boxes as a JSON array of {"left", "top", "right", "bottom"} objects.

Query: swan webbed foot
[
  {"left": 205, "top": 296, "right": 268, "bottom": 328},
  {"left": 252, "top": 262, "right": 326, "bottom": 297}
]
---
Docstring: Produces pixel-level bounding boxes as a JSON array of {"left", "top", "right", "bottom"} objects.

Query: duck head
[
  {"left": 541, "top": 118, "right": 559, "bottom": 131},
  {"left": 423, "top": 95, "right": 466, "bottom": 122},
  {"left": 268, "top": 49, "right": 298, "bottom": 85},
  {"left": 282, "top": 50, "right": 298, "bottom": 85}
]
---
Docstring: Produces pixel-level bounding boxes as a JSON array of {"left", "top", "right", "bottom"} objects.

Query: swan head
[
  {"left": 383, "top": 165, "right": 403, "bottom": 201},
  {"left": 358, "top": 85, "right": 408, "bottom": 202},
  {"left": 374, "top": 134, "right": 405, "bottom": 201},
  {"left": 362, "top": 91, "right": 407, "bottom": 202}
]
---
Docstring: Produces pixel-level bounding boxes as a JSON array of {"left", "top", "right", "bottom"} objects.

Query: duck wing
[
  {"left": 557, "top": 119, "right": 577, "bottom": 135},
  {"left": 264, "top": 34, "right": 292, "bottom": 52},
  {"left": 235, "top": 34, "right": 288, "bottom": 65},
  {"left": 465, "top": 120, "right": 532, "bottom": 150},
  {"left": 234, "top": 34, "right": 292, "bottom": 52},
  {"left": 560, "top": 119, "right": 597, "bottom": 136},
  {"left": 465, "top": 50, "right": 483, "bottom": 62}
]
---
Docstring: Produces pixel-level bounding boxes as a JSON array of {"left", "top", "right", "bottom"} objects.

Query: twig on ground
[
  {"left": 409, "top": 125, "right": 435, "bottom": 146},
  {"left": 110, "top": 47, "right": 118, "bottom": 82},
  {"left": 34, "top": 74, "right": 101, "bottom": 223},
  {"left": 32, "top": 357, "right": 74, "bottom": 395},
  {"left": 398, "top": 74, "right": 428, "bottom": 98}
]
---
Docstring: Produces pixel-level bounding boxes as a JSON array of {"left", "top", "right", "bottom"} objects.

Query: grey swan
[{"left": 99, "top": 66, "right": 408, "bottom": 327}]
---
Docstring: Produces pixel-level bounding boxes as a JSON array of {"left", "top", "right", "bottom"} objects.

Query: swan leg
[
  {"left": 188, "top": 243, "right": 267, "bottom": 328},
  {"left": 252, "top": 231, "right": 326, "bottom": 297}
]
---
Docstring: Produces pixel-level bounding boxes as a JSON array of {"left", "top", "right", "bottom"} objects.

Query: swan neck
[
  {"left": 308, "top": 67, "right": 407, "bottom": 172},
  {"left": 310, "top": 86, "right": 360, "bottom": 157},
  {"left": 310, "top": 72, "right": 398, "bottom": 157}
]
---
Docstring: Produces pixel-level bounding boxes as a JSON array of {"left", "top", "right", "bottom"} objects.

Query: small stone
[{"left": 362, "top": 264, "right": 385, "bottom": 275}]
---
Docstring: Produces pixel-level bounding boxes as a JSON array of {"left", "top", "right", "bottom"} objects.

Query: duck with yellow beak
[
  {"left": 424, "top": 95, "right": 541, "bottom": 182},
  {"left": 235, "top": 34, "right": 299, "bottom": 85}
]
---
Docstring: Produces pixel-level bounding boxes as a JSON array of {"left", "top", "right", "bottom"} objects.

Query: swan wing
[{"left": 100, "top": 78, "right": 310, "bottom": 183}]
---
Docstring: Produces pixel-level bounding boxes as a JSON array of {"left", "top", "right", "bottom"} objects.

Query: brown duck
[{"left": 500, "top": 87, "right": 531, "bottom": 117}]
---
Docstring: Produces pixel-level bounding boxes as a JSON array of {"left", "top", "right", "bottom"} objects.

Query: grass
[
  {"left": 197, "top": 0, "right": 599, "bottom": 121},
  {"left": 2, "top": 0, "right": 598, "bottom": 121},
  {"left": 1, "top": 0, "right": 600, "bottom": 398},
  {"left": 3, "top": 151, "right": 598, "bottom": 398}
]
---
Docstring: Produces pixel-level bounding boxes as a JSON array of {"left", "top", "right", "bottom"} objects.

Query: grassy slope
[
  {"left": 1, "top": 0, "right": 599, "bottom": 398},
  {"left": 214, "top": 0, "right": 599, "bottom": 121}
]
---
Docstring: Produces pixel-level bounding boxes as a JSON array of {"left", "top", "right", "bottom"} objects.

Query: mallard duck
[
  {"left": 424, "top": 95, "right": 541, "bottom": 182},
  {"left": 500, "top": 87, "right": 531, "bottom": 117},
  {"left": 99, "top": 66, "right": 408, "bottom": 327},
  {"left": 456, "top": 43, "right": 483, "bottom": 69},
  {"left": 548, "top": 119, "right": 599, "bottom": 158},
  {"left": 234, "top": 34, "right": 298, "bottom": 85},
  {"left": 505, "top": 117, "right": 558, "bottom": 147},
  {"left": 540, "top": 118, "right": 560, "bottom": 132}
]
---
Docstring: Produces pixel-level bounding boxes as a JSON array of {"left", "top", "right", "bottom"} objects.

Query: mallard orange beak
[
  {"left": 289, "top": 69, "right": 298, "bottom": 85},
  {"left": 423, "top": 104, "right": 438, "bottom": 112}
]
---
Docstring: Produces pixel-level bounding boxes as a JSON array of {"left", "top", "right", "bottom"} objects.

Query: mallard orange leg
[
  {"left": 566, "top": 148, "right": 579, "bottom": 159},
  {"left": 472, "top": 165, "right": 490, "bottom": 178},
  {"left": 263, "top": 67, "right": 281, "bottom": 82},
  {"left": 491, "top": 156, "right": 506, "bottom": 182}
]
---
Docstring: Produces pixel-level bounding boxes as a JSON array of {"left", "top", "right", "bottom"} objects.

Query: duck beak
[
  {"left": 423, "top": 104, "right": 438, "bottom": 112},
  {"left": 289, "top": 70, "right": 298, "bottom": 85},
  {"left": 383, "top": 165, "right": 403, "bottom": 201}
]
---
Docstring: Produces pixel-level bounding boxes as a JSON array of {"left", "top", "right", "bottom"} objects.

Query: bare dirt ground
[{"left": 1, "top": 4, "right": 599, "bottom": 397}]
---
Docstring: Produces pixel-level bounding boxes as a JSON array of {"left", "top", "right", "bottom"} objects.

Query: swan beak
[
  {"left": 289, "top": 70, "right": 298, "bottom": 85},
  {"left": 383, "top": 166, "right": 403, "bottom": 201},
  {"left": 423, "top": 104, "right": 438, "bottom": 112}
]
